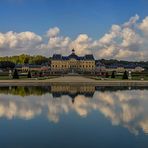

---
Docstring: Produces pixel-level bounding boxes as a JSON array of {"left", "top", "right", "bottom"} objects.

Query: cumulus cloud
[
  {"left": 92, "top": 15, "right": 148, "bottom": 61},
  {"left": 139, "top": 16, "right": 148, "bottom": 35},
  {"left": 99, "top": 25, "right": 121, "bottom": 45},
  {"left": 123, "top": 14, "right": 139, "bottom": 28},
  {"left": 0, "top": 31, "right": 43, "bottom": 56},
  {"left": 46, "top": 27, "right": 60, "bottom": 38},
  {"left": 0, "top": 15, "right": 148, "bottom": 61},
  {"left": 70, "top": 34, "right": 92, "bottom": 55}
]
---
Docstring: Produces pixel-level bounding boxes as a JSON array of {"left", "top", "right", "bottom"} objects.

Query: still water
[{"left": 0, "top": 84, "right": 148, "bottom": 148}]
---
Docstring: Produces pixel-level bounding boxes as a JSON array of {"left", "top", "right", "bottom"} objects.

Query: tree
[
  {"left": 0, "top": 54, "right": 48, "bottom": 65},
  {"left": 13, "top": 69, "right": 19, "bottom": 79},
  {"left": 24, "top": 56, "right": 30, "bottom": 64},
  {"left": 0, "top": 61, "right": 15, "bottom": 69},
  {"left": 34, "top": 72, "right": 37, "bottom": 77},
  {"left": 32, "top": 55, "right": 48, "bottom": 65},
  {"left": 111, "top": 71, "right": 116, "bottom": 78},
  {"left": 105, "top": 72, "right": 109, "bottom": 78},
  {"left": 122, "top": 71, "right": 128, "bottom": 79},
  {"left": 27, "top": 70, "right": 32, "bottom": 78},
  {"left": 39, "top": 71, "right": 42, "bottom": 77}
]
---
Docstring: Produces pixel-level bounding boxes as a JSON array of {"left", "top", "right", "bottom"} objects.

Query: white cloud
[
  {"left": 99, "top": 25, "right": 121, "bottom": 45},
  {"left": 123, "top": 14, "right": 139, "bottom": 28},
  {"left": 43, "top": 27, "right": 71, "bottom": 55},
  {"left": 70, "top": 34, "right": 92, "bottom": 55},
  {"left": 46, "top": 27, "right": 60, "bottom": 38},
  {"left": 139, "top": 16, "right": 148, "bottom": 35},
  {"left": 0, "top": 15, "right": 148, "bottom": 61},
  {"left": 92, "top": 15, "right": 148, "bottom": 61},
  {"left": 0, "top": 31, "right": 43, "bottom": 56}
]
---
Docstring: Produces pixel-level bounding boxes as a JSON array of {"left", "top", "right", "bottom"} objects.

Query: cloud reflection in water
[{"left": 0, "top": 86, "right": 148, "bottom": 135}]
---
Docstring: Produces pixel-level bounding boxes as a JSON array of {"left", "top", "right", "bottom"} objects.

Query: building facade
[
  {"left": 51, "top": 49, "right": 95, "bottom": 74},
  {"left": 15, "top": 64, "right": 49, "bottom": 72},
  {"left": 14, "top": 49, "right": 145, "bottom": 75}
]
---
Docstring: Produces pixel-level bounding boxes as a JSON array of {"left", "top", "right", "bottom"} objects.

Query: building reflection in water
[
  {"left": 51, "top": 84, "right": 95, "bottom": 103},
  {"left": 0, "top": 84, "right": 148, "bottom": 135}
]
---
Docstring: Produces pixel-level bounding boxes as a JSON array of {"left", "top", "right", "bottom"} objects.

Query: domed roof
[
  {"left": 68, "top": 53, "right": 78, "bottom": 59},
  {"left": 68, "top": 49, "right": 78, "bottom": 59}
]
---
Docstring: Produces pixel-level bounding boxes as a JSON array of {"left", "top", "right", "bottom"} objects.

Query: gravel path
[
  {"left": 48, "top": 76, "right": 97, "bottom": 82},
  {"left": 0, "top": 76, "right": 148, "bottom": 86}
]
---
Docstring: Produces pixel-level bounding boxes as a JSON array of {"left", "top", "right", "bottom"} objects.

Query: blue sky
[
  {"left": 0, "top": 0, "right": 148, "bottom": 61},
  {"left": 0, "top": 0, "right": 148, "bottom": 38}
]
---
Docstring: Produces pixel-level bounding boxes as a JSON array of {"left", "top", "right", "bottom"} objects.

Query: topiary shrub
[
  {"left": 13, "top": 69, "right": 19, "bottom": 79},
  {"left": 105, "top": 72, "right": 109, "bottom": 78},
  {"left": 27, "top": 70, "right": 32, "bottom": 78},
  {"left": 122, "top": 70, "right": 128, "bottom": 79},
  {"left": 39, "top": 71, "right": 42, "bottom": 77},
  {"left": 111, "top": 71, "right": 116, "bottom": 78}
]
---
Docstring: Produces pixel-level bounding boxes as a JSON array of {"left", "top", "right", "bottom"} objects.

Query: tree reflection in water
[{"left": 0, "top": 84, "right": 148, "bottom": 135}]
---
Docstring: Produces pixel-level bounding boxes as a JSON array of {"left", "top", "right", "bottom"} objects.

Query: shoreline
[{"left": 0, "top": 79, "right": 148, "bottom": 86}]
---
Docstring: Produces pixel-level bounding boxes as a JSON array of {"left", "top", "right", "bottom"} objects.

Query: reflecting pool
[{"left": 0, "top": 84, "right": 148, "bottom": 148}]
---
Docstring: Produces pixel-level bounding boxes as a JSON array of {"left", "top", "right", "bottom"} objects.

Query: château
[{"left": 51, "top": 49, "right": 95, "bottom": 74}]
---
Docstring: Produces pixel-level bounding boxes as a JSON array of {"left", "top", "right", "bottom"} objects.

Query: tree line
[
  {"left": 0, "top": 54, "right": 49, "bottom": 69},
  {"left": 0, "top": 54, "right": 148, "bottom": 69},
  {"left": 99, "top": 59, "right": 148, "bottom": 69}
]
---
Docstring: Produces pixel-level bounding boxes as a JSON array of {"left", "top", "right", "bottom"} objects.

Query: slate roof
[
  {"left": 95, "top": 60, "right": 105, "bottom": 67},
  {"left": 68, "top": 53, "right": 78, "bottom": 59},
  {"left": 15, "top": 64, "right": 22, "bottom": 68},
  {"left": 52, "top": 53, "right": 95, "bottom": 61},
  {"left": 62, "top": 56, "right": 69, "bottom": 60},
  {"left": 107, "top": 63, "right": 143, "bottom": 69},
  {"left": 84, "top": 54, "right": 95, "bottom": 60},
  {"left": 15, "top": 64, "right": 49, "bottom": 68},
  {"left": 52, "top": 54, "right": 62, "bottom": 60},
  {"left": 29, "top": 65, "right": 41, "bottom": 68}
]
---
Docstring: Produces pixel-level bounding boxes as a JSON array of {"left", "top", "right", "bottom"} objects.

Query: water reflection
[{"left": 0, "top": 85, "right": 148, "bottom": 135}]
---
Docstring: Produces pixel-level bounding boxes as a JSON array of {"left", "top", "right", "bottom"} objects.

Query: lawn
[
  {"left": 88, "top": 73, "right": 148, "bottom": 81},
  {"left": 0, "top": 71, "right": 148, "bottom": 81}
]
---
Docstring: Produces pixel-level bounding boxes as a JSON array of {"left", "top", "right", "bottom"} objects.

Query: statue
[
  {"left": 128, "top": 71, "right": 132, "bottom": 80},
  {"left": 9, "top": 70, "right": 12, "bottom": 79},
  {"left": 72, "top": 49, "right": 75, "bottom": 53}
]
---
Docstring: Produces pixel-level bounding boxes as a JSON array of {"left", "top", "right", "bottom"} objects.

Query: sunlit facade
[{"left": 51, "top": 49, "right": 95, "bottom": 74}]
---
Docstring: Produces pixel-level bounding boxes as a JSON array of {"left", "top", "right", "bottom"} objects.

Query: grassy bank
[{"left": 0, "top": 71, "right": 148, "bottom": 80}]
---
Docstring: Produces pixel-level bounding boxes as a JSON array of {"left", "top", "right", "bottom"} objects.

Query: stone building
[
  {"left": 51, "top": 49, "right": 95, "bottom": 74},
  {"left": 15, "top": 63, "right": 49, "bottom": 72}
]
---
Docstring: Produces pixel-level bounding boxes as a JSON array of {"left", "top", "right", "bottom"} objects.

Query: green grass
[
  {"left": 0, "top": 75, "right": 59, "bottom": 80},
  {"left": 0, "top": 72, "right": 148, "bottom": 81},
  {"left": 0, "top": 76, "right": 29, "bottom": 80},
  {"left": 88, "top": 75, "right": 148, "bottom": 81},
  {"left": 0, "top": 76, "right": 9, "bottom": 80}
]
